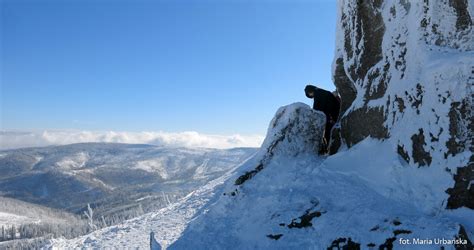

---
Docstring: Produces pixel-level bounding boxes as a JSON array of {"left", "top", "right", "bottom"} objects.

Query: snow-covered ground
[
  {"left": 171, "top": 104, "right": 472, "bottom": 249},
  {"left": 46, "top": 166, "right": 236, "bottom": 249},
  {"left": 0, "top": 197, "right": 82, "bottom": 228}
]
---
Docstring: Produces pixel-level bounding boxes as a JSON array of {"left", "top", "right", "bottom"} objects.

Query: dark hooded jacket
[{"left": 305, "top": 85, "right": 340, "bottom": 122}]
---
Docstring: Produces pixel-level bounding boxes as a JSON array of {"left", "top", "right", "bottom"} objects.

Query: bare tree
[{"left": 83, "top": 204, "right": 97, "bottom": 231}]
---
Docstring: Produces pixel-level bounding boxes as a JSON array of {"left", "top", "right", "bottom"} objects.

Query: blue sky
[{"left": 1, "top": 0, "right": 337, "bottom": 135}]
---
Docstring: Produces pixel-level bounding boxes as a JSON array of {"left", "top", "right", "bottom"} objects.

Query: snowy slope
[
  {"left": 0, "top": 212, "right": 31, "bottom": 227},
  {"left": 46, "top": 164, "right": 236, "bottom": 249},
  {"left": 0, "top": 197, "right": 88, "bottom": 249},
  {"left": 0, "top": 197, "right": 81, "bottom": 228},
  {"left": 171, "top": 103, "right": 472, "bottom": 249}
]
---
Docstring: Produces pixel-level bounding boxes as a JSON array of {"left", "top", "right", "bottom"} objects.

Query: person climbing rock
[{"left": 304, "top": 84, "right": 341, "bottom": 153}]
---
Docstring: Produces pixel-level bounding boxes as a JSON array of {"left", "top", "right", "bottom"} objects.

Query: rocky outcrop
[
  {"left": 446, "top": 155, "right": 474, "bottom": 209},
  {"left": 332, "top": 0, "right": 473, "bottom": 209},
  {"left": 258, "top": 103, "right": 326, "bottom": 158},
  {"left": 234, "top": 103, "right": 326, "bottom": 186}
]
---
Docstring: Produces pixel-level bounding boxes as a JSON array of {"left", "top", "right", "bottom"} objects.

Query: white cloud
[{"left": 0, "top": 130, "right": 264, "bottom": 150}]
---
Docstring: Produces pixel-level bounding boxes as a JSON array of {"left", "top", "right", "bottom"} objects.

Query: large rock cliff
[{"left": 331, "top": 0, "right": 473, "bottom": 210}]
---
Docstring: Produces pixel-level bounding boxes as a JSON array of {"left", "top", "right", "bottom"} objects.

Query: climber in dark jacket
[{"left": 305, "top": 84, "right": 341, "bottom": 152}]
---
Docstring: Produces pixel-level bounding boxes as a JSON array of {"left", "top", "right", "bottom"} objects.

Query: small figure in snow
[{"left": 304, "top": 84, "right": 341, "bottom": 153}]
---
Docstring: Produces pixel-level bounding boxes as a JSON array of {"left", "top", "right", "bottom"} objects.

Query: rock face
[{"left": 332, "top": 0, "right": 473, "bottom": 209}]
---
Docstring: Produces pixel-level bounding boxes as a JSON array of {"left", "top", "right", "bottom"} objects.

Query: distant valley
[{"left": 0, "top": 143, "right": 256, "bottom": 245}]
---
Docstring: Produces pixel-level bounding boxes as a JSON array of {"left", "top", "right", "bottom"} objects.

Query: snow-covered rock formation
[
  {"left": 331, "top": 0, "right": 473, "bottom": 211},
  {"left": 234, "top": 103, "right": 326, "bottom": 187},
  {"left": 171, "top": 100, "right": 472, "bottom": 248}
]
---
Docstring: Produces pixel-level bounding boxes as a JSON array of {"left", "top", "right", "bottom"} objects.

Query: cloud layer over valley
[{"left": 0, "top": 130, "right": 264, "bottom": 150}]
